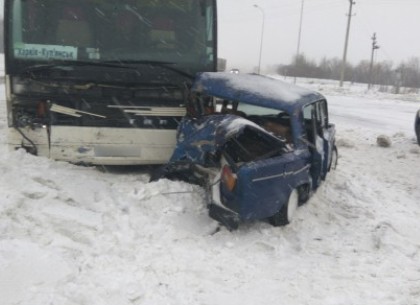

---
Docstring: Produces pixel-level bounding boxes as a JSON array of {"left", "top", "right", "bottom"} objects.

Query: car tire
[
  {"left": 297, "top": 184, "right": 311, "bottom": 205},
  {"left": 328, "top": 145, "right": 338, "bottom": 171},
  {"left": 269, "top": 189, "right": 299, "bottom": 226},
  {"left": 415, "top": 110, "right": 420, "bottom": 146}
]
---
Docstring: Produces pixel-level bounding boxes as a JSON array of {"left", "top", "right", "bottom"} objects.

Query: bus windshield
[{"left": 6, "top": 0, "right": 216, "bottom": 75}]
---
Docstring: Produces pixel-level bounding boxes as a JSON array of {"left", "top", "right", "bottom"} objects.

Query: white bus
[{"left": 3, "top": 0, "right": 217, "bottom": 165}]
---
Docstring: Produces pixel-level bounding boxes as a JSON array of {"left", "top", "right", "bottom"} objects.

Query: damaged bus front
[{"left": 4, "top": 0, "right": 217, "bottom": 165}]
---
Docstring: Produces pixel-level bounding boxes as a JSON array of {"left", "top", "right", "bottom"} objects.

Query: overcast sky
[{"left": 218, "top": 0, "right": 420, "bottom": 72}]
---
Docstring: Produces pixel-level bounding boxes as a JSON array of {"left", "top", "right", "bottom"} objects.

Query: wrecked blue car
[
  {"left": 154, "top": 72, "right": 337, "bottom": 229},
  {"left": 415, "top": 109, "right": 420, "bottom": 145}
]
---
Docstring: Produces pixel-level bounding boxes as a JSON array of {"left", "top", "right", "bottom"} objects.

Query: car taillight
[{"left": 221, "top": 165, "right": 237, "bottom": 191}]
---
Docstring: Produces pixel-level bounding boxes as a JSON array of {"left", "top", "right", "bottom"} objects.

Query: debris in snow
[
  {"left": 336, "top": 138, "right": 355, "bottom": 148},
  {"left": 409, "top": 147, "right": 420, "bottom": 155},
  {"left": 392, "top": 132, "right": 405, "bottom": 138},
  {"left": 376, "top": 135, "right": 392, "bottom": 147}
]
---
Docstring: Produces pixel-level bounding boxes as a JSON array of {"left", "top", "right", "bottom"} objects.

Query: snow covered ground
[{"left": 1, "top": 72, "right": 420, "bottom": 305}]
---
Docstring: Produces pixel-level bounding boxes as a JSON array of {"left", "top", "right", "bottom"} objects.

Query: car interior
[
  {"left": 223, "top": 127, "right": 287, "bottom": 164},
  {"left": 216, "top": 99, "right": 293, "bottom": 144}
]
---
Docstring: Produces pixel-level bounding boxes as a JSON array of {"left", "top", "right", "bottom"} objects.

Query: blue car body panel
[
  {"left": 192, "top": 72, "right": 324, "bottom": 113},
  {"left": 231, "top": 152, "right": 311, "bottom": 220}
]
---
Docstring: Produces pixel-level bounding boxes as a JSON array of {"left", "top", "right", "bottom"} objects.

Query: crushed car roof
[{"left": 192, "top": 72, "right": 325, "bottom": 112}]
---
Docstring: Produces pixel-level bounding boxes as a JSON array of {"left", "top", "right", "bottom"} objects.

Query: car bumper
[{"left": 208, "top": 202, "right": 240, "bottom": 231}]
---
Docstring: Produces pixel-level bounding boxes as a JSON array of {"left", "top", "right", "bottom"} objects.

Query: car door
[
  {"left": 219, "top": 126, "right": 285, "bottom": 218},
  {"left": 316, "top": 100, "right": 336, "bottom": 177},
  {"left": 221, "top": 126, "right": 310, "bottom": 220},
  {"left": 235, "top": 151, "right": 313, "bottom": 221},
  {"left": 303, "top": 100, "right": 335, "bottom": 188}
]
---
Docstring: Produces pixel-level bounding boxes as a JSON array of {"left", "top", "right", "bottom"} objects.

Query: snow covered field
[{"left": 1, "top": 74, "right": 420, "bottom": 305}]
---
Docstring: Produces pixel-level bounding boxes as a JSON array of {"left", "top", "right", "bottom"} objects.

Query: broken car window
[{"left": 223, "top": 127, "right": 287, "bottom": 163}]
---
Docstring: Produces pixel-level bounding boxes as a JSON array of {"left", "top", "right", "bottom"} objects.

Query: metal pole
[
  {"left": 294, "top": 0, "right": 305, "bottom": 84},
  {"left": 254, "top": 4, "right": 265, "bottom": 74},
  {"left": 368, "top": 33, "right": 380, "bottom": 89},
  {"left": 339, "top": 0, "right": 355, "bottom": 87}
]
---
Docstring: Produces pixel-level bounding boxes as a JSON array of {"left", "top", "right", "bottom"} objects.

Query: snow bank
[{"left": 1, "top": 81, "right": 420, "bottom": 305}]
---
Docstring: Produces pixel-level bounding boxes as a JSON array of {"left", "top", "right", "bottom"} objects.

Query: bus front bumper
[{"left": 7, "top": 126, "right": 177, "bottom": 165}]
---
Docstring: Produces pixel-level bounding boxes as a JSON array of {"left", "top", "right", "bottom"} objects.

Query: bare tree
[
  {"left": 277, "top": 54, "right": 420, "bottom": 89},
  {"left": 398, "top": 58, "right": 420, "bottom": 89}
]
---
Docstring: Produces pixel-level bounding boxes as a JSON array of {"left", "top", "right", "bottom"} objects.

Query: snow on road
[{"left": 0, "top": 79, "right": 420, "bottom": 305}]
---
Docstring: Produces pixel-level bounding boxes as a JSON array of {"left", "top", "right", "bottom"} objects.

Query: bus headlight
[{"left": 11, "top": 77, "right": 49, "bottom": 95}]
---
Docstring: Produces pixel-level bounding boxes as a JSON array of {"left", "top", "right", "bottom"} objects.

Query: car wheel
[
  {"left": 416, "top": 125, "right": 420, "bottom": 146},
  {"left": 415, "top": 110, "right": 420, "bottom": 146},
  {"left": 297, "top": 184, "right": 311, "bottom": 205},
  {"left": 269, "top": 189, "right": 299, "bottom": 226},
  {"left": 328, "top": 145, "right": 338, "bottom": 171}
]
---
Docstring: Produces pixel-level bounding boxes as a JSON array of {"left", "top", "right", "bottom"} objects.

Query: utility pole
[
  {"left": 368, "top": 33, "right": 380, "bottom": 90},
  {"left": 294, "top": 0, "right": 305, "bottom": 84},
  {"left": 253, "top": 4, "right": 265, "bottom": 74},
  {"left": 339, "top": 0, "right": 356, "bottom": 87}
]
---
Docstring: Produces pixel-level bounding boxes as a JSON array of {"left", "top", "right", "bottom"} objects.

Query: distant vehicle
[
  {"left": 230, "top": 68, "right": 240, "bottom": 74},
  {"left": 3, "top": 0, "right": 217, "bottom": 165},
  {"left": 152, "top": 72, "right": 338, "bottom": 230},
  {"left": 415, "top": 109, "right": 420, "bottom": 145}
]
